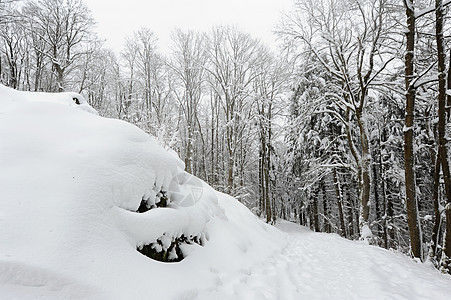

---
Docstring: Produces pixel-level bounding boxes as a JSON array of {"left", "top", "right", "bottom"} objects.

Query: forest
[{"left": 1, "top": 0, "right": 451, "bottom": 275}]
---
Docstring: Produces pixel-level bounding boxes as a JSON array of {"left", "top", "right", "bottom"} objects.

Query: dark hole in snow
[
  {"left": 134, "top": 190, "right": 205, "bottom": 262},
  {"left": 137, "top": 199, "right": 151, "bottom": 213},
  {"left": 136, "top": 191, "right": 168, "bottom": 213},
  {"left": 137, "top": 234, "right": 204, "bottom": 263},
  {"left": 73, "top": 97, "right": 80, "bottom": 105}
]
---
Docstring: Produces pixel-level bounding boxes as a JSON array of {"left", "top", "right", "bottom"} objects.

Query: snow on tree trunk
[
  {"left": 333, "top": 168, "right": 347, "bottom": 238},
  {"left": 403, "top": 0, "right": 423, "bottom": 260},
  {"left": 436, "top": 0, "right": 451, "bottom": 274},
  {"left": 357, "top": 108, "right": 372, "bottom": 240}
]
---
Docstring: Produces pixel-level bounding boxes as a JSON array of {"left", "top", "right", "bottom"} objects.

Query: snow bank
[
  {"left": 0, "top": 85, "right": 284, "bottom": 299},
  {"left": 0, "top": 85, "right": 98, "bottom": 115}
]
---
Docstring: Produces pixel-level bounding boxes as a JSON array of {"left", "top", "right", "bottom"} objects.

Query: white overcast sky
[{"left": 84, "top": 0, "right": 293, "bottom": 53}]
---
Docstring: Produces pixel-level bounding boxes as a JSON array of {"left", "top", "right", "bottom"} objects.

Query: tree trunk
[
  {"left": 403, "top": 0, "right": 423, "bottom": 260},
  {"left": 185, "top": 126, "right": 193, "bottom": 173},
  {"left": 431, "top": 152, "right": 442, "bottom": 261},
  {"left": 436, "top": 0, "right": 451, "bottom": 273},
  {"left": 226, "top": 118, "right": 234, "bottom": 194},
  {"left": 267, "top": 103, "right": 273, "bottom": 223},
  {"left": 313, "top": 186, "right": 320, "bottom": 232},
  {"left": 345, "top": 181, "right": 354, "bottom": 238},
  {"left": 373, "top": 160, "right": 382, "bottom": 244},
  {"left": 210, "top": 96, "right": 216, "bottom": 185},
  {"left": 259, "top": 149, "right": 264, "bottom": 215},
  {"left": 322, "top": 178, "right": 330, "bottom": 233},
  {"left": 447, "top": 49, "right": 451, "bottom": 121},
  {"left": 353, "top": 180, "right": 361, "bottom": 238},
  {"left": 356, "top": 108, "right": 371, "bottom": 238},
  {"left": 379, "top": 127, "right": 389, "bottom": 249},
  {"left": 53, "top": 60, "right": 65, "bottom": 92},
  {"left": 264, "top": 147, "right": 271, "bottom": 223},
  {"left": 307, "top": 202, "right": 313, "bottom": 230},
  {"left": 345, "top": 106, "right": 371, "bottom": 238},
  {"left": 333, "top": 168, "right": 347, "bottom": 238}
]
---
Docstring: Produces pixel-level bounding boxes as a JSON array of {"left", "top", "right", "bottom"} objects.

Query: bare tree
[
  {"left": 169, "top": 29, "right": 208, "bottom": 174},
  {"left": 135, "top": 28, "right": 158, "bottom": 116},
  {"left": 120, "top": 35, "right": 140, "bottom": 120},
  {"left": 0, "top": 17, "right": 26, "bottom": 89},
  {"left": 0, "top": 0, "right": 20, "bottom": 26},
  {"left": 253, "top": 51, "right": 290, "bottom": 222},
  {"left": 207, "top": 26, "right": 263, "bottom": 195},
  {"left": 23, "top": 0, "right": 94, "bottom": 92}
]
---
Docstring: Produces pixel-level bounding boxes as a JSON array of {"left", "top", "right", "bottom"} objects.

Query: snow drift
[
  {"left": 0, "top": 85, "right": 450, "bottom": 299},
  {"left": 0, "top": 85, "right": 283, "bottom": 298}
]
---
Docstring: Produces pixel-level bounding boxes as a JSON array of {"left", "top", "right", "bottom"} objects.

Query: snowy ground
[
  {"left": 232, "top": 221, "right": 451, "bottom": 300},
  {"left": 1, "top": 85, "right": 450, "bottom": 299}
]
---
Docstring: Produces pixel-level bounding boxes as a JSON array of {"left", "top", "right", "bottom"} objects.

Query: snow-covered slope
[
  {"left": 0, "top": 85, "right": 450, "bottom": 299},
  {"left": 0, "top": 85, "right": 284, "bottom": 299}
]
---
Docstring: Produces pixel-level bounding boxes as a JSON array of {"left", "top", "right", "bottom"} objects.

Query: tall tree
[
  {"left": 23, "top": 0, "right": 94, "bottom": 92},
  {"left": 0, "top": 17, "right": 26, "bottom": 89},
  {"left": 280, "top": 0, "right": 394, "bottom": 240},
  {"left": 402, "top": 0, "right": 423, "bottom": 261},
  {"left": 207, "top": 26, "right": 263, "bottom": 195},
  {"left": 253, "top": 51, "right": 289, "bottom": 222},
  {"left": 435, "top": 0, "right": 451, "bottom": 273},
  {"left": 120, "top": 35, "right": 139, "bottom": 121},
  {"left": 169, "top": 29, "right": 208, "bottom": 174}
]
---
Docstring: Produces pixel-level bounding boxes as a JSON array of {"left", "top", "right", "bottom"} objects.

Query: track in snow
[{"left": 195, "top": 221, "right": 451, "bottom": 300}]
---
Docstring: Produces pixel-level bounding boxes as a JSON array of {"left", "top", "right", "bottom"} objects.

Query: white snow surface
[{"left": 0, "top": 85, "right": 450, "bottom": 299}]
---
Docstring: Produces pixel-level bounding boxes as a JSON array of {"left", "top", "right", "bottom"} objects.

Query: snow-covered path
[{"left": 198, "top": 221, "right": 451, "bottom": 300}]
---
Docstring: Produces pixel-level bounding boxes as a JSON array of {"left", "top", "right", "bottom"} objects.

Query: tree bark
[
  {"left": 403, "top": 0, "right": 423, "bottom": 260},
  {"left": 333, "top": 168, "right": 347, "bottom": 238},
  {"left": 226, "top": 102, "right": 234, "bottom": 194},
  {"left": 264, "top": 144, "right": 272, "bottom": 223},
  {"left": 258, "top": 149, "right": 264, "bottom": 215},
  {"left": 447, "top": 49, "right": 451, "bottom": 121},
  {"left": 436, "top": 0, "right": 451, "bottom": 273},
  {"left": 345, "top": 106, "right": 371, "bottom": 238},
  {"left": 356, "top": 107, "right": 371, "bottom": 237},
  {"left": 345, "top": 181, "right": 354, "bottom": 238},
  {"left": 185, "top": 127, "right": 193, "bottom": 173},
  {"left": 313, "top": 185, "right": 320, "bottom": 232},
  {"left": 378, "top": 125, "right": 389, "bottom": 249},
  {"left": 322, "top": 178, "right": 331, "bottom": 233},
  {"left": 431, "top": 152, "right": 442, "bottom": 260}
]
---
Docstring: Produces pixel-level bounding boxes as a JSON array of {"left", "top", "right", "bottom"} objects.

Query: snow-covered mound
[
  {"left": 0, "top": 85, "right": 450, "bottom": 299},
  {"left": 0, "top": 85, "right": 98, "bottom": 115},
  {"left": 0, "top": 85, "right": 283, "bottom": 299}
]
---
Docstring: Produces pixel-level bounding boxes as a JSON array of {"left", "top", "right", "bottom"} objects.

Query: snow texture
[{"left": 0, "top": 85, "right": 450, "bottom": 299}]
